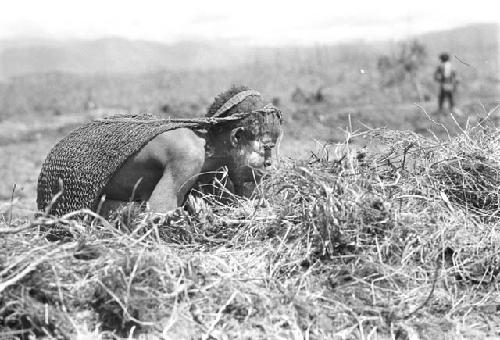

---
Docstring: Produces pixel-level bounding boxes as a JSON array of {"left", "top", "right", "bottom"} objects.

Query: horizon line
[{"left": 1, "top": 21, "right": 497, "bottom": 48}]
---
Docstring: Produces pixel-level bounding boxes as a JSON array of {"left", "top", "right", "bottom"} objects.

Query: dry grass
[{"left": 1, "top": 116, "right": 500, "bottom": 339}]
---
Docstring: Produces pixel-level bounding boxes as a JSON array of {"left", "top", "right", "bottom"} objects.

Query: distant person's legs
[
  {"left": 438, "top": 89, "right": 445, "bottom": 112},
  {"left": 448, "top": 91, "right": 455, "bottom": 112},
  {"left": 443, "top": 90, "right": 454, "bottom": 112},
  {"left": 438, "top": 90, "right": 454, "bottom": 113}
]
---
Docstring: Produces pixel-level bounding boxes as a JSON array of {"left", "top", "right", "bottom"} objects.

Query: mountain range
[{"left": 0, "top": 23, "right": 497, "bottom": 79}]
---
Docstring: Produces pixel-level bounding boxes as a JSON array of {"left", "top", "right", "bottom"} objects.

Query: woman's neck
[{"left": 202, "top": 137, "right": 232, "bottom": 173}]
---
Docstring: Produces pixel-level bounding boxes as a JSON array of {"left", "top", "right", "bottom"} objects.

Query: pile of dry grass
[
  {"left": 366, "top": 118, "right": 500, "bottom": 220},
  {"left": 2, "top": 119, "right": 500, "bottom": 339},
  {"left": 429, "top": 128, "right": 500, "bottom": 220}
]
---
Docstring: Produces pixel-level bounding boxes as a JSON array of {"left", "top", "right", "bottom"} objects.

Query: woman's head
[{"left": 206, "top": 86, "right": 283, "bottom": 186}]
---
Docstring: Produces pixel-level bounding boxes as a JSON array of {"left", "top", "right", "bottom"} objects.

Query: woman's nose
[{"left": 264, "top": 159, "right": 272, "bottom": 167}]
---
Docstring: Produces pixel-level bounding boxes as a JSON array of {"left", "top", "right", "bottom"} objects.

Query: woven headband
[{"left": 212, "top": 90, "right": 261, "bottom": 118}]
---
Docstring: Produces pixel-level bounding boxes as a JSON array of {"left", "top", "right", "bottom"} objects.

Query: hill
[
  {"left": 0, "top": 38, "right": 251, "bottom": 78},
  {"left": 418, "top": 23, "right": 499, "bottom": 56},
  {"left": 0, "top": 23, "right": 498, "bottom": 79}
]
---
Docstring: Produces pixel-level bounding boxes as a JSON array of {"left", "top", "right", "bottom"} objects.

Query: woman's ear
[{"left": 230, "top": 127, "right": 245, "bottom": 147}]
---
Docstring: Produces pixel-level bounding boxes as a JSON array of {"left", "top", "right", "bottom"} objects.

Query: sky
[{"left": 1, "top": 0, "right": 499, "bottom": 45}]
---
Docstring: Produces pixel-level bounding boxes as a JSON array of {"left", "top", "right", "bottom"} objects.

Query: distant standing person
[{"left": 434, "top": 52, "right": 458, "bottom": 113}]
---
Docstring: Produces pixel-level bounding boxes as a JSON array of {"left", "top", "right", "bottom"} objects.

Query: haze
[{"left": 1, "top": 0, "right": 498, "bottom": 45}]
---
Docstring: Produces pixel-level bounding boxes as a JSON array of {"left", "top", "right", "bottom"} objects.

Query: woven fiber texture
[
  {"left": 212, "top": 90, "right": 261, "bottom": 117},
  {"left": 37, "top": 114, "right": 206, "bottom": 216}
]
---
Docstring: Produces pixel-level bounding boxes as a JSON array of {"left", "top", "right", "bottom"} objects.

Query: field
[{"left": 1, "top": 26, "right": 500, "bottom": 339}]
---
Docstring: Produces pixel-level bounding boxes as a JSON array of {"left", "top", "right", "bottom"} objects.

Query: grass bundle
[{"left": 428, "top": 126, "right": 500, "bottom": 220}]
